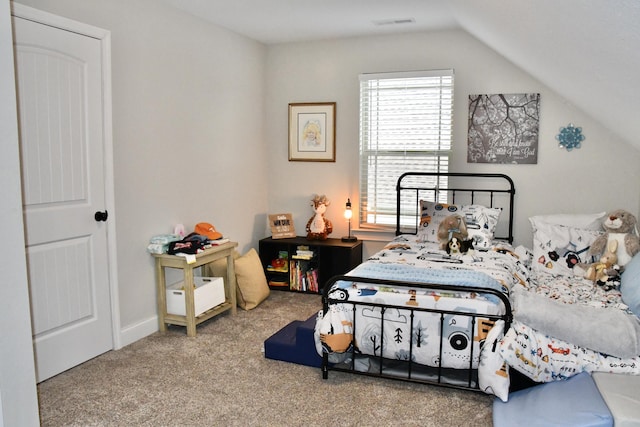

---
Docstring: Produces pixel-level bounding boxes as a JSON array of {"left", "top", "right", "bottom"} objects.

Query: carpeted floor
[{"left": 37, "top": 291, "right": 493, "bottom": 426}]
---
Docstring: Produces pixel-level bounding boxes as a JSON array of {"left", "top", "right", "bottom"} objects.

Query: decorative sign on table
[
  {"left": 269, "top": 213, "right": 296, "bottom": 239},
  {"left": 467, "top": 93, "right": 540, "bottom": 164}
]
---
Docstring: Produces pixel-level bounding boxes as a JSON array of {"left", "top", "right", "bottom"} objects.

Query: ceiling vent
[{"left": 373, "top": 18, "right": 416, "bottom": 26}]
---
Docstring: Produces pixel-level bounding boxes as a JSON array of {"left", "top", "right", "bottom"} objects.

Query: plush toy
[
  {"left": 602, "top": 264, "right": 623, "bottom": 291},
  {"left": 446, "top": 236, "right": 474, "bottom": 256},
  {"left": 306, "top": 194, "right": 333, "bottom": 240},
  {"left": 437, "top": 214, "right": 468, "bottom": 250},
  {"left": 584, "top": 240, "right": 620, "bottom": 289},
  {"left": 588, "top": 209, "right": 640, "bottom": 267}
]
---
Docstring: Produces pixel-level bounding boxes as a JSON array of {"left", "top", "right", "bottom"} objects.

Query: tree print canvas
[{"left": 468, "top": 93, "right": 540, "bottom": 164}]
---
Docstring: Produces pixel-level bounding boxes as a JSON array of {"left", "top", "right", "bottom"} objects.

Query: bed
[
  {"left": 315, "top": 172, "right": 522, "bottom": 391},
  {"left": 314, "top": 172, "right": 640, "bottom": 402}
]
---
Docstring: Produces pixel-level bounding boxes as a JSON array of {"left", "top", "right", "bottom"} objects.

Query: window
[{"left": 359, "top": 69, "right": 454, "bottom": 229}]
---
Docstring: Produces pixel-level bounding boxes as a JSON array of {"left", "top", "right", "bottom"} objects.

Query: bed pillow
[
  {"left": 418, "top": 201, "right": 501, "bottom": 248},
  {"left": 530, "top": 220, "right": 602, "bottom": 277},
  {"left": 529, "top": 212, "right": 606, "bottom": 231},
  {"left": 621, "top": 252, "right": 640, "bottom": 317}
]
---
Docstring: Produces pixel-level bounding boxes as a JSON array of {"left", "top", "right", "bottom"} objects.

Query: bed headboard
[{"left": 395, "top": 172, "right": 516, "bottom": 243}]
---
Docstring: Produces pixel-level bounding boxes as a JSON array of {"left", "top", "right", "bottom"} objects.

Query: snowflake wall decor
[{"left": 556, "top": 123, "right": 584, "bottom": 151}]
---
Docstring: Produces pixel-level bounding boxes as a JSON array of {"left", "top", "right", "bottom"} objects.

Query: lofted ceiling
[{"left": 161, "top": 0, "right": 640, "bottom": 150}]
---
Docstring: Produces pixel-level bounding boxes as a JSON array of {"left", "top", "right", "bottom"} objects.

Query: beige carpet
[{"left": 37, "top": 291, "right": 493, "bottom": 426}]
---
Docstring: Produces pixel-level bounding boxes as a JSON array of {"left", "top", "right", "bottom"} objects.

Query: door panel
[
  {"left": 14, "top": 15, "right": 113, "bottom": 382},
  {"left": 28, "top": 238, "right": 92, "bottom": 335}
]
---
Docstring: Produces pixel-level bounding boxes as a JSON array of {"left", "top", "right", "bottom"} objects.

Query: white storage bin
[{"left": 166, "top": 276, "right": 225, "bottom": 316}]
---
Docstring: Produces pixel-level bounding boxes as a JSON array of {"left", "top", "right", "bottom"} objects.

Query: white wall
[
  {"left": 16, "top": 0, "right": 268, "bottom": 340},
  {"left": 11, "top": 0, "right": 640, "bottom": 348},
  {"left": 265, "top": 30, "right": 640, "bottom": 251},
  {"left": 1, "top": 0, "right": 40, "bottom": 424}
]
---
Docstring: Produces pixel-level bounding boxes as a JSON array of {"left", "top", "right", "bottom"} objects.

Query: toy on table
[{"left": 306, "top": 194, "right": 333, "bottom": 240}]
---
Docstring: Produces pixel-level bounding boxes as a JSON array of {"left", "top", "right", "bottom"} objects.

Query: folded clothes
[
  {"left": 147, "top": 243, "right": 168, "bottom": 254},
  {"left": 149, "top": 234, "right": 181, "bottom": 245}
]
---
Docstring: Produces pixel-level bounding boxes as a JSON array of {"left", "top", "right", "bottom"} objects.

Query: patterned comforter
[
  {"left": 496, "top": 268, "right": 640, "bottom": 383},
  {"left": 315, "top": 235, "right": 529, "bottom": 370},
  {"left": 480, "top": 251, "right": 640, "bottom": 401}
]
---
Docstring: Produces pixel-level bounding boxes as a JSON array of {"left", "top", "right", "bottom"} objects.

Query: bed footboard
[{"left": 320, "top": 275, "right": 512, "bottom": 392}]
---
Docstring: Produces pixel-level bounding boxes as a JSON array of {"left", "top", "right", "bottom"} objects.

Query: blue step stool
[{"left": 264, "top": 314, "right": 322, "bottom": 368}]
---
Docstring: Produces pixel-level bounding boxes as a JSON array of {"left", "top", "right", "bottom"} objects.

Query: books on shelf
[
  {"left": 268, "top": 279, "right": 288, "bottom": 287},
  {"left": 262, "top": 244, "right": 319, "bottom": 292},
  {"left": 289, "top": 259, "right": 319, "bottom": 292},
  {"left": 292, "top": 245, "right": 315, "bottom": 260}
]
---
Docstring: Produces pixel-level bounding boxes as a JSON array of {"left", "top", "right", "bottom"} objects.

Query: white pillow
[
  {"left": 529, "top": 212, "right": 605, "bottom": 231},
  {"left": 531, "top": 220, "right": 603, "bottom": 277},
  {"left": 418, "top": 201, "right": 501, "bottom": 249}
]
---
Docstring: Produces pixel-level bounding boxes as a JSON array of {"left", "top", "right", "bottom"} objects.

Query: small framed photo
[{"left": 288, "top": 102, "right": 336, "bottom": 162}]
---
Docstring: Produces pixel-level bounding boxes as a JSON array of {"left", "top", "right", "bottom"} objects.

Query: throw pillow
[
  {"left": 529, "top": 212, "right": 606, "bottom": 231},
  {"left": 205, "top": 250, "right": 240, "bottom": 278},
  {"left": 234, "top": 248, "right": 270, "bottom": 310},
  {"left": 418, "top": 201, "right": 501, "bottom": 249},
  {"left": 621, "top": 252, "right": 640, "bottom": 317},
  {"left": 530, "top": 220, "right": 602, "bottom": 277}
]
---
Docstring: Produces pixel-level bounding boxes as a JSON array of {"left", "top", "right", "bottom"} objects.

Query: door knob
[{"left": 94, "top": 210, "right": 108, "bottom": 222}]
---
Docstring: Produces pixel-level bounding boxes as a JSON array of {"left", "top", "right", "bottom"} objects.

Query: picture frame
[{"left": 288, "top": 102, "right": 336, "bottom": 162}]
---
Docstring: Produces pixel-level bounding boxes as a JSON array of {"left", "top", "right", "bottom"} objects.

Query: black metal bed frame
[
  {"left": 321, "top": 172, "right": 516, "bottom": 392},
  {"left": 395, "top": 171, "right": 515, "bottom": 243}
]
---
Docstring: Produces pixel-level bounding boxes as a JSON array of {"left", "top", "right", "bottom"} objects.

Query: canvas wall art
[{"left": 468, "top": 93, "right": 540, "bottom": 164}]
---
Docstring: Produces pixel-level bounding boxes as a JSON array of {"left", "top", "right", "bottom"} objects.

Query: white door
[{"left": 14, "top": 15, "right": 114, "bottom": 382}]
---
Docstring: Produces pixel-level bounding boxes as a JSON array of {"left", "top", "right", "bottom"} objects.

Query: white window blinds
[{"left": 359, "top": 69, "right": 454, "bottom": 228}]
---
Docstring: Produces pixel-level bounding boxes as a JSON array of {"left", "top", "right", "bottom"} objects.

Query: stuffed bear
[
  {"left": 588, "top": 209, "right": 640, "bottom": 267},
  {"left": 437, "top": 214, "right": 468, "bottom": 250}
]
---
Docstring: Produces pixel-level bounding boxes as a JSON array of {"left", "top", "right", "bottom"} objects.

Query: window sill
[{"left": 352, "top": 228, "right": 396, "bottom": 243}]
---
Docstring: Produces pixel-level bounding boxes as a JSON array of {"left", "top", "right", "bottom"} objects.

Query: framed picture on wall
[
  {"left": 467, "top": 93, "right": 540, "bottom": 164},
  {"left": 288, "top": 102, "right": 336, "bottom": 162}
]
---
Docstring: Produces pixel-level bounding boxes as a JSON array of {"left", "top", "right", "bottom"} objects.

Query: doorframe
[{"left": 12, "top": 2, "right": 122, "bottom": 350}]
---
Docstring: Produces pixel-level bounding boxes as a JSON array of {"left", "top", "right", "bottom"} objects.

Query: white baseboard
[{"left": 117, "top": 316, "right": 158, "bottom": 348}]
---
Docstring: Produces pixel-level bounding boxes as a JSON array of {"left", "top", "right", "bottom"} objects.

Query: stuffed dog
[
  {"left": 446, "top": 236, "right": 474, "bottom": 256},
  {"left": 438, "top": 214, "right": 468, "bottom": 250}
]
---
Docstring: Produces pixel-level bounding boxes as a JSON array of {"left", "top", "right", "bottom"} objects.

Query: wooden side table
[{"left": 153, "top": 241, "right": 238, "bottom": 336}]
